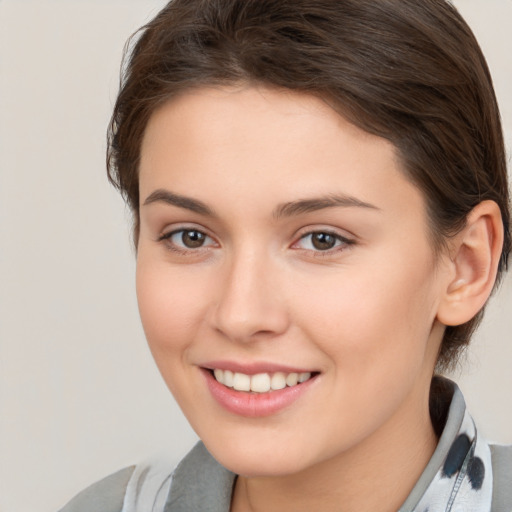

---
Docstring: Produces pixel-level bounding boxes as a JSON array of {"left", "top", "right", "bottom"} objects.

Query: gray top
[
  {"left": 59, "top": 379, "right": 512, "bottom": 512},
  {"left": 59, "top": 466, "right": 135, "bottom": 512}
]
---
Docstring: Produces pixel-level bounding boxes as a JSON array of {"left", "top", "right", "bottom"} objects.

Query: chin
[{"left": 203, "top": 435, "right": 317, "bottom": 478}]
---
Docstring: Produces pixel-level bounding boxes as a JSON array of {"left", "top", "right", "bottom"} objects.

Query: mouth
[
  {"left": 209, "top": 368, "right": 316, "bottom": 393},
  {"left": 201, "top": 365, "right": 320, "bottom": 417}
]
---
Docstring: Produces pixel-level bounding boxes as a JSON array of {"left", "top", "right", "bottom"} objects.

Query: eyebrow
[
  {"left": 142, "top": 189, "right": 379, "bottom": 218},
  {"left": 143, "top": 189, "right": 217, "bottom": 217},
  {"left": 273, "top": 194, "right": 380, "bottom": 219}
]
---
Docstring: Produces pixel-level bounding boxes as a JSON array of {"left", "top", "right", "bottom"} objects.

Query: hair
[{"left": 107, "top": 0, "right": 511, "bottom": 372}]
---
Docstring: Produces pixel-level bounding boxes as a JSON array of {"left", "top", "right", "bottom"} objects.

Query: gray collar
[{"left": 164, "top": 442, "right": 235, "bottom": 512}]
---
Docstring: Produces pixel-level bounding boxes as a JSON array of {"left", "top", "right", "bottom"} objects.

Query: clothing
[{"left": 59, "top": 379, "right": 512, "bottom": 512}]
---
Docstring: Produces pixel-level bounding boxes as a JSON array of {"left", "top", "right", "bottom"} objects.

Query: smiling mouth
[{"left": 209, "top": 369, "right": 316, "bottom": 393}]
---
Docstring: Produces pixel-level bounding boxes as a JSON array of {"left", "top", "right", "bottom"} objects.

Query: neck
[{"left": 230, "top": 382, "right": 438, "bottom": 512}]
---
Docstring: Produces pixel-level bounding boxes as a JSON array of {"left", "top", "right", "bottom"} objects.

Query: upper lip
[{"left": 200, "top": 360, "right": 317, "bottom": 375}]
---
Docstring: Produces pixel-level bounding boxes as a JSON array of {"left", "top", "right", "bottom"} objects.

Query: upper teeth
[{"left": 213, "top": 369, "right": 312, "bottom": 393}]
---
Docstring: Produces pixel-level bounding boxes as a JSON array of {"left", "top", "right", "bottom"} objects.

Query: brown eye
[
  {"left": 294, "top": 231, "right": 353, "bottom": 253},
  {"left": 181, "top": 230, "right": 206, "bottom": 248},
  {"left": 161, "top": 228, "right": 215, "bottom": 251},
  {"left": 311, "top": 232, "right": 337, "bottom": 250}
]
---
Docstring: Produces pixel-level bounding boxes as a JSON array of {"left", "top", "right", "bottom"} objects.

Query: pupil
[
  {"left": 312, "top": 233, "right": 335, "bottom": 250},
  {"left": 182, "top": 230, "right": 205, "bottom": 248}
]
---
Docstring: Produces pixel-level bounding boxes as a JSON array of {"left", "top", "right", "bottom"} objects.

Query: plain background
[{"left": 0, "top": 1, "right": 510, "bottom": 511}]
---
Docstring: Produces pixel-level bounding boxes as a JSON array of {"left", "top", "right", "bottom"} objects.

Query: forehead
[
  {"left": 141, "top": 85, "right": 391, "bottom": 161},
  {"left": 139, "top": 86, "right": 427, "bottom": 224}
]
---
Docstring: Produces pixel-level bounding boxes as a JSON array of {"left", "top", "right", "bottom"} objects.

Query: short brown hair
[{"left": 107, "top": 0, "right": 511, "bottom": 371}]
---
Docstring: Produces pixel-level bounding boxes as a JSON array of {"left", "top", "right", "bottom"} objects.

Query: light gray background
[{"left": 0, "top": 1, "right": 510, "bottom": 511}]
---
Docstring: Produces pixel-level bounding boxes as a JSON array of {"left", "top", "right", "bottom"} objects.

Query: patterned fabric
[{"left": 413, "top": 410, "right": 493, "bottom": 512}]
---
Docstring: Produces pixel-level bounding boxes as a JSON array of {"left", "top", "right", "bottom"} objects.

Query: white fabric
[
  {"left": 121, "top": 457, "right": 174, "bottom": 512},
  {"left": 414, "top": 410, "right": 493, "bottom": 512}
]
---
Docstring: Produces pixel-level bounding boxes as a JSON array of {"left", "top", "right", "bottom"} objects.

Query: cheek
[
  {"left": 294, "top": 252, "right": 440, "bottom": 375},
  {"left": 135, "top": 257, "right": 210, "bottom": 360}
]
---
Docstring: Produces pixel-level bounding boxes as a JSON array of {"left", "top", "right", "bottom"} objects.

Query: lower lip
[{"left": 202, "top": 369, "right": 318, "bottom": 417}]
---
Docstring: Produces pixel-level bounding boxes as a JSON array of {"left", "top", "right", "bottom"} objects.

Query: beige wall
[{"left": 0, "top": 1, "right": 510, "bottom": 511}]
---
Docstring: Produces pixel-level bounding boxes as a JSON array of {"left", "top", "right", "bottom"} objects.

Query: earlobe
[{"left": 437, "top": 200, "right": 504, "bottom": 327}]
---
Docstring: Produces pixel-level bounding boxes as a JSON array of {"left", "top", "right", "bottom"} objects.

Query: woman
[{"left": 60, "top": 0, "right": 511, "bottom": 510}]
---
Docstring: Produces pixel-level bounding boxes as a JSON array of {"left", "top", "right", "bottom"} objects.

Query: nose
[{"left": 210, "top": 248, "right": 290, "bottom": 343}]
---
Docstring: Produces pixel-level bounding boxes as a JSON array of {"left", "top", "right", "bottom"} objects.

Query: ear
[{"left": 436, "top": 200, "right": 504, "bottom": 327}]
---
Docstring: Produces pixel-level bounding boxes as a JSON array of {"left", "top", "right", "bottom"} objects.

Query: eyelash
[
  {"left": 293, "top": 230, "right": 355, "bottom": 257},
  {"left": 158, "top": 228, "right": 217, "bottom": 255},
  {"left": 157, "top": 228, "right": 355, "bottom": 256}
]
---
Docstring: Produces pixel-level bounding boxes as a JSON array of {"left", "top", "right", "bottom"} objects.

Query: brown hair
[{"left": 107, "top": 0, "right": 511, "bottom": 371}]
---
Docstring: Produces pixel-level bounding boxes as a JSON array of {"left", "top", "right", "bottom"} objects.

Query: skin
[{"left": 136, "top": 86, "right": 458, "bottom": 511}]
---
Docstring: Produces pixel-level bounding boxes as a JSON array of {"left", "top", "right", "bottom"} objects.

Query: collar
[
  {"left": 164, "top": 378, "right": 493, "bottom": 512},
  {"left": 399, "top": 378, "right": 493, "bottom": 511},
  {"left": 164, "top": 442, "right": 235, "bottom": 512}
]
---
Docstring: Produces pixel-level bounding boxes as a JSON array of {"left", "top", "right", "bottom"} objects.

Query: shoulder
[
  {"left": 490, "top": 442, "right": 512, "bottom": 464},
  {"left": 57, "top": 443, "right": 233, "bottom": 512},
  {"left": 58, "top": 457, "right": 176, "bottom": 512},
  {"left": 490, "top": 443, "right": 512, "bottom": 478},
  {"left": 58, "top": 466, "right": 136, "bottom": 512},
  {"left": 490, "top": 443, "right": 512, "bottom": 509}
]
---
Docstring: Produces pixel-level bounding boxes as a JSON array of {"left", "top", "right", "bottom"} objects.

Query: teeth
[
  {"left": 223, "top": 370, "right": 234, "bottom": 388},
  {"left": 286, "top": 372, "right": 299, "bottom": 386},
  {"left": 271, "top": 372, "right": 286, "bottom": 390},
  {"left": 212, "top": 369, "right": 313, "bottom": 393},
  {"left": 299, "top": 372, "right": 311, "bottom": 383},
  {"left": 251, "top": 373, "right": 271, "bottom": 393},
  {"left": 233, "top": 372, "right": 251, "bottom": 391}
]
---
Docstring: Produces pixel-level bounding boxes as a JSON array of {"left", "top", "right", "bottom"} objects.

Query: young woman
[{"left": 60, "top": 0, "right": 511, "bottom": 510}]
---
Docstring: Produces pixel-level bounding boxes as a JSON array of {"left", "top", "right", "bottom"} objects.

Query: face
[{"left": 136, "top": 86, "right": 450, "bottom": 477}]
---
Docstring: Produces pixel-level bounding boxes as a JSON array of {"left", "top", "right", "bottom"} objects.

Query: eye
[
  {"left": 294, "top": 231, "right": 353, "bottom": 252},
  {"left": 159, "top": 228, "right": 216, "bottom": 251}
]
